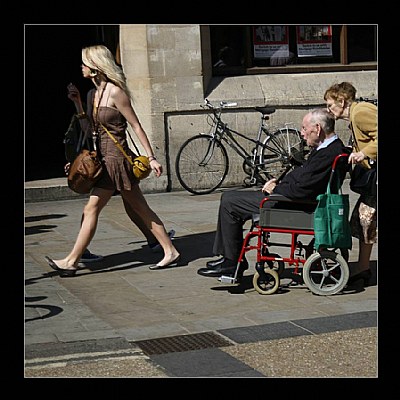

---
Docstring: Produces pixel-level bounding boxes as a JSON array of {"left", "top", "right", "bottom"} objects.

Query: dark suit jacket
[{"left": 274, "top": 138, "right": 345, "bottom": 200}]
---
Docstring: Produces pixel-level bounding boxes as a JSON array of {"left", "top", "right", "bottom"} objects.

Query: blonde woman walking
[{"left": 45, "top": 45, "right": 180, "bottom": 276}]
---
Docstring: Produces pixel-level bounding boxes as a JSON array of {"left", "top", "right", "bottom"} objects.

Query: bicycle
[
  {"left": 175, "top": 98, "right": 306, "bottom": 195},
  {"left": 357, "top": 96, "right": 378, "bottom": 106}
]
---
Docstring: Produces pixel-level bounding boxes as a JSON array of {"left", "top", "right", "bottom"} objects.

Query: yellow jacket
[{"left": 350, "top": 101, "right": 378, "bottom": 169}]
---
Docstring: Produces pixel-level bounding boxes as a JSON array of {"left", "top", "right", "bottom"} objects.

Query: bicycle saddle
[{"left": 254, "top": 106, "right": 276, "bottom": 115}]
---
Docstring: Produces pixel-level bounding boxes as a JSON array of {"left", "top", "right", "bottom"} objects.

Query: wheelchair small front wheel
[
  {"left": 302, "top": 250, "right": 349, "bottom": 296},
  {"left": 253, "top": 268, "right": 280, "bottom": 295}
]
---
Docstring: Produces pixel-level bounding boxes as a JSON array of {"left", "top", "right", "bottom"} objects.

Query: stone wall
[{"left": 119, "top": 25, "right": 378, "bottom": 193}]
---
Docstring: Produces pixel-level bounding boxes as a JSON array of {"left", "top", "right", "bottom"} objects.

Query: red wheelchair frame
[{"left": 219, "top": 153, "right": 351, "bottom": 296}]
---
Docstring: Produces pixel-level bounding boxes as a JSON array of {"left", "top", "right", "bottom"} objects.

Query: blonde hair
[{"left": 82, "top": 45, "right": 132, "bottom": 99}]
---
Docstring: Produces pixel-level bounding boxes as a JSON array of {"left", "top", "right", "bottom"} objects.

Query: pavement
[{"left": 24, "top": 178, "right": 378, "bottom": 379}]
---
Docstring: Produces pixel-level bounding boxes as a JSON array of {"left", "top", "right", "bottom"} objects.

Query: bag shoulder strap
[
  {"left": 100, "top": 122, "right": 134, "bottom": 166},
  {"left": 125, "top": 129, "right": 141, "bottom": 155}
]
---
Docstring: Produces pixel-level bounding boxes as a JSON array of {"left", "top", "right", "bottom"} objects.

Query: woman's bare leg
[
  {"left": 121, "top": 186, "right": 179, "bottom": 266},
  {"left": 52, "top": 188, "right": 114, "bottom": 270},
  {"left": 81, "top": 192, "right": 157, "bottom": 257},
  {"left": 121, "top": 194, "right": 157, "bottom": 244}
]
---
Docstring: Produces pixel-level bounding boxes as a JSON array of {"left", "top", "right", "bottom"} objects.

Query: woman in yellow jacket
[{"left": 324, "top": 82, "right": 377, "bottom": 287}]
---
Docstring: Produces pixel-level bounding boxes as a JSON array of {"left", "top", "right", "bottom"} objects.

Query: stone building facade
[{"left": 119, "top": 25, "right": 377, "bottom": 193}]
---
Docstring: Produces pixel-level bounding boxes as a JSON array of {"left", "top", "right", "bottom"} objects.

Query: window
[{"left": 210, "top": 25, "right": 377, "bottom": 76}]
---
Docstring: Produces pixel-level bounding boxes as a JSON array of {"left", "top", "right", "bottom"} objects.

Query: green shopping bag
[{"left": 313, "top": 175, "right": 352, "bottom": 251}]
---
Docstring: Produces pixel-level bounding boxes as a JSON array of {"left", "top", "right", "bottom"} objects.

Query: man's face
[{"left": 301, "top": 114, "right": 320, "bottom": 148}]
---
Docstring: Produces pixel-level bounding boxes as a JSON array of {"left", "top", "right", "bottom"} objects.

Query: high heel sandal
[{"left": 45, "top": 256, "right": 77, "bottom": 277}]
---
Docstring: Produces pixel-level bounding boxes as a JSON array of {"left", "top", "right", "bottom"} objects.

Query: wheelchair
[{"left": 219, "top": 153, "right": 351, "bottom": 296}]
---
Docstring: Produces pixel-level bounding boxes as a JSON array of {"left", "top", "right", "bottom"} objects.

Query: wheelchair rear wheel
[
  {"left": 302, "top": 250, "right": 349, "bottom": 296},
  {"left": 253, "top": 267, "right": 280, "bottom": 295}
]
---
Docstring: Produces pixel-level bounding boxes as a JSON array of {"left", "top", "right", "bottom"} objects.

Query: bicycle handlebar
[
  {"left": 221, "top": 101, "right": 238, "bottom": 108},
  {"left": 203, "top": 98, "right": 237, "bottom": 109},
  {"left": 357, "top": 97, "right": 378, "bottom": 106}
]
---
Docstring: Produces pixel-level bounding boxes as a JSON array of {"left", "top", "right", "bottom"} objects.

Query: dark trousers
[
  {"left": 212, "top": 189, "right": 314, "bottom": 261},
  {"left": 213, "top": 190, "right": 266, "bottom": 261}
]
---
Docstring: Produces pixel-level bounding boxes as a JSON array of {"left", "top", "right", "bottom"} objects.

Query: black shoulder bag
[{"left": 350, "top": 162, "right": 377, "bottom": 197}]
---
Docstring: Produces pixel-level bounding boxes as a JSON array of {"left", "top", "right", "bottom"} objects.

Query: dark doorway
[{"left": 24, "top": 25, "right": 118, "bottom": 181}]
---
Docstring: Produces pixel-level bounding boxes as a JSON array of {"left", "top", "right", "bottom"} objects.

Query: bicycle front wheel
[
  {"left": 175, "top": 134, "right": 229, "bottom": 195},
  {"left": 260, "top": 128, "right": 304, "bottom": 180}
]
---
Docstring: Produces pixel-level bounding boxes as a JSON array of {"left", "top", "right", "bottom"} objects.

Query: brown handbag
[
  {"left": 67, "top": 86, "right": 107, "bottom": 194},
  {"left": 67, "top": 148, "right": 103, "bottom": 194},
  {"left": 66, "top": 118, "right": 103, "bottom": 195}
]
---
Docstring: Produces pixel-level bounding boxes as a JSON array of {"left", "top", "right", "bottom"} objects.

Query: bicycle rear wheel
[
  {"left": 175, "top": 134, "right": 229, "bottom": 195},
  {"left": 260, "top": 128, "right": 304, "bottom": 180}
]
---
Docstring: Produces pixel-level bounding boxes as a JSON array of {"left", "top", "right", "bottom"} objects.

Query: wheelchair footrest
[{"left": 219, "top": 275, "right": 237, "bottom": 284}]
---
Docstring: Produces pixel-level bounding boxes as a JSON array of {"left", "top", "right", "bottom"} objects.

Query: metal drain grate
[{"left": 134, "top": 332, "right": 233, "bottom": 355}]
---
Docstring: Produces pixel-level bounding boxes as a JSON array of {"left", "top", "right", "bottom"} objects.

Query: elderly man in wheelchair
[{"left": 198, "top": 108, "right": 352, "bottom": 295}]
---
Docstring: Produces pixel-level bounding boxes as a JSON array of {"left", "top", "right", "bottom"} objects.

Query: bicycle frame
[
  {"left": 175, "top": 99, "right": 305, "bottom": 195},
  {"left": 197, "top": 108, "right": 255, "bottom": 170},
  {"left": 215, "top": 123, "right": 259, "bottom": 168},
  {"left": 207, "top": 105, "right": 299, "bottom": 177}
]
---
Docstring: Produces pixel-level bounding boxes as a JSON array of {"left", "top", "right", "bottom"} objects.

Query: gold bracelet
[{"left": 76, "top": 112, "right": 87, "bottom": 120}]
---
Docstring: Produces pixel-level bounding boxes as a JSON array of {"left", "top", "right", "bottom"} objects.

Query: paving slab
[{"left": 24, "top": 180, "right": 378, "bottom": 378}]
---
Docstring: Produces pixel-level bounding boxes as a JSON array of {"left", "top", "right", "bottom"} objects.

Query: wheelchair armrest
[
  {"left": 264, "top": 194, "right": 317, "bottom": 205},
  {"left": 259, "top": 194, "right": 316, "bottom": 229}
]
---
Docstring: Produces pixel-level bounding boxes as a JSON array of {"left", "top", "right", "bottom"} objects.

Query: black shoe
[
  {"left": 149, "top": 255, "right": 181, "bottom": 270},
  {"left": 198, "top": 258, "right": 248, "bottom": 278},
  {"left": 347, "top": 269, "right": 372, "bottom": 286},
  {"left": 206, "top": 257, "right": 226, "bottom": 269},
  {"left": 45, "top": 256, "right": 77, "bottom": 277}
]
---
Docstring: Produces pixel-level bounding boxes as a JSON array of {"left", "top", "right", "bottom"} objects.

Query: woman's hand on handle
[{"left": 348, "top": 151, "right": 366, "bottom": 164}]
